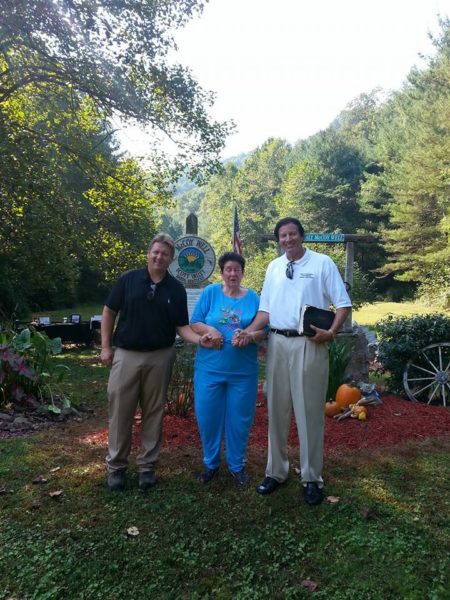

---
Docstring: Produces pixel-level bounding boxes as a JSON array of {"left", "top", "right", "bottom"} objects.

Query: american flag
[{"left": 232, "top": 204, "right": 242, "bottom": 255}]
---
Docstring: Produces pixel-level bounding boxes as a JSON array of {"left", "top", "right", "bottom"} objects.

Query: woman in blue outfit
[{"left": 190, "top": 252, "right": 267, "bottom": 486}]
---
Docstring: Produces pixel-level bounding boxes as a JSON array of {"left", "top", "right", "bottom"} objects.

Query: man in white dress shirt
[{"left": 244, "top": 217, "right": 351, "bottom": 505}]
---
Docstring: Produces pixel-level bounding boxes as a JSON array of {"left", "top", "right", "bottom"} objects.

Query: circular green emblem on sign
[
  {"left": 169, "top": 236, "right": 216, "bottom": 285},
  {"left": 178, "top": 246, "right": 205, "bottom": 273}
]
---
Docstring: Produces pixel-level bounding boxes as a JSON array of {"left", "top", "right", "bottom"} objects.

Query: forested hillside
[
  {"left": 165, "top": 19, "right": 450, "bottom": 308},
  {"left": 1, "top": 3, "right": 448, "bottom": 315}
]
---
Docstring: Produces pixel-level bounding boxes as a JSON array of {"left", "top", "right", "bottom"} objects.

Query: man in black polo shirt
[{"left": 101, "top": 233, "right": 213, "bottom": 491}]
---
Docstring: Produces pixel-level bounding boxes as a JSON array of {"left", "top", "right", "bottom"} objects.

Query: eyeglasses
[
  {"left": 285, "top": 261, "right": 295, "bottom": 280},
  {"left": 146, "top": 283, "right": 157, "bottom": 302}
]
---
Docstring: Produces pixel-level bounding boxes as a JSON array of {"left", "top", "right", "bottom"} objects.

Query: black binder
[{"left": 298, "top": 305, "right": 335, "bottom": 337}]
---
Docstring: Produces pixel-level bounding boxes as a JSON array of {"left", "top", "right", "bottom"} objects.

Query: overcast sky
[{"left": 118, "top": 0, "right": 449, "bottom": 159}]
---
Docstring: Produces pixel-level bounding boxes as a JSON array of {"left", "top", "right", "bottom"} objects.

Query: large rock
[{"left": 338, "top": 326, "right": 369, "bottom": 383}]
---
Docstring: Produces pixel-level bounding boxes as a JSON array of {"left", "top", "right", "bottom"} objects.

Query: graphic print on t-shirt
[{"left": 218, "top": 306, "right": 242, "bottom": 331}]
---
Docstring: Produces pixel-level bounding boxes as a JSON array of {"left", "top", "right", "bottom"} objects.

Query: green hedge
[{"left": 375, "top": 313, "right": 450, "bottom": 393}]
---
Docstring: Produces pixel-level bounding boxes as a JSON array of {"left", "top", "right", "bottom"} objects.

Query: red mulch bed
[
  {"left": 85, "top": 392, "right": 450, "bottom": 454},
  {"left": 162, "top": 393, "right": 450, "bottom": 454}
]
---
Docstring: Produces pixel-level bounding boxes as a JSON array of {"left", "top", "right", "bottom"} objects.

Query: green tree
[
  {"left": 159, "top": 185, "right": 206, "bottom": 239},
  {"left": 198, "top": 139, "right": 291, "bottom": 289},
  {"left": 332, "top": 89, "right": 384, "bottom": 150},
  {"left": 232, "top": 138, "right": 290, "bottom": 255},
  {"left": 0, "top": 0, "right": 235, "bottom": 316},
  {"left": 276, "top": 130, "right": 365, "bottom": 233},
  {"left": 375, "top": 20, "right": 450, "bottom": 306},
  {"left": 200, "top": 163, "right": 238, "bottom": 254},
  {"left": 0, "top": 0, "right": 231, "bottom": 174},
  {"left": 82, "top": 159, "right": 162, "bottom": 284},
  {"left": 201, "top": 139, "right": 290, "bottom": 257},
  {"left": 0, "top": 78, "right": 160, "bottom": 313}
]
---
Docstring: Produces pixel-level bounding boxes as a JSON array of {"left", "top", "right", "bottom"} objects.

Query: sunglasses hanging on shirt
[
  {"left": 285, "top": 261, "right": 295, "bottom": 280},
  {"left": 147, "top": 283, "right": 157, "bottom": 302}
]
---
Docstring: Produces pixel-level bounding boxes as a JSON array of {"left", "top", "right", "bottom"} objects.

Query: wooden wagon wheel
[{"left": 403, "top": 342, "right": 450, "bottom": 407}]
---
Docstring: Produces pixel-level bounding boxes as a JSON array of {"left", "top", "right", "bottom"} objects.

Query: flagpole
[{"left": 232, "top": 204, "right": 242, "bottom": 255}]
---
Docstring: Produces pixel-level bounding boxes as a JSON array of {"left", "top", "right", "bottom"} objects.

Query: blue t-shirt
[{"left": 191, "top": 283, "right": 260, "bottom": 376}]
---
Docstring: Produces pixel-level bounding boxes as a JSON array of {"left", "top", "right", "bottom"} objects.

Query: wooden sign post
[{"left": 304, "top": 234, "right": 355, "bottom": 331}]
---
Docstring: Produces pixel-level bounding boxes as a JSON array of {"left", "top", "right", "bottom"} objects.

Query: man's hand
[
  {"left": 189, "top": 323, "right": 223, "bottom": 349},
  {"left": 309, "top": 325, "right": 334, "bottom": 344},
  {"left": 309, "top": 307, "right": 350, "bottom": 343},
  {"left": 100, "top": 347, "right": 114, "bottom": 366},
  {"left": 100, "top": 306, "right": 117, "bottom": 366},
  {"left": 199, "top": 333, "right": 223, "bottom": 349}
]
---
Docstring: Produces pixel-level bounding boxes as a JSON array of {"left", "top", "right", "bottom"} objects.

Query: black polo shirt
[{"left": 105, "top": 268, "right": 189, "bottom": 350}]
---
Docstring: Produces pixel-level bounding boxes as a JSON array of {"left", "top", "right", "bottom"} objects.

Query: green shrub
[
  {"left": 417, "top": 264, "right": 450, "bottom": 310},
  {"left": 375, "top": 313, "right": 450, "bottom": 393},
  {"left": 327, "top": 340, "right": 350, "bottom": 401}
]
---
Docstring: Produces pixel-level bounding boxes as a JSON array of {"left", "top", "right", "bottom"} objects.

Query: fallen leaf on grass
[
  {"left": 127, "top": 526, "right": 140, "bottom": 537},
  {"left": 32, "top": 475, "right": 48, "bottom": 485},
  {"left": 50, "top": 467, "right": 61, "bottom": 473},
  {"left": 302, "top": 579, "right": 319, "bottom": 591},
  {"left": 326, "top": 496, "right": 340, "bottom": 504},
  {"left": 49, "top": 489, "right": 63, "bottom": 498}
]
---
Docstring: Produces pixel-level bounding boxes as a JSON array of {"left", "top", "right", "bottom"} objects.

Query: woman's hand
[{"left": 232, "top": 329, "right": 254, "bottom": 347}]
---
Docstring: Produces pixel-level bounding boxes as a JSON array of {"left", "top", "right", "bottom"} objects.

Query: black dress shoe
[
  {"left": 256, "top": 476, "right": 283, "bottom": 495},
  {"left": 138, "top": 471, "right": 157, "bottom": 491},
  {"left": 107, "top": 470, "right": 125, "bottom": 491},
  {"left": 303, "top": 482, "right": 324, "bottom": 505}
]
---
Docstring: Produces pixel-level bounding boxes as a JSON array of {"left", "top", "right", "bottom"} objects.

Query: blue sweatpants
[{"left": 194, "top": 369, "right": 258, "bottom": 473}]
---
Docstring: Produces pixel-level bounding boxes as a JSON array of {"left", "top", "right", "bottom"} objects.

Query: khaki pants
[
  {"left": 265, "top": 334, "right": 329, "bottom": 485},
  {"left": 106, "top": 346, "right": 176, "bottom": 473}
]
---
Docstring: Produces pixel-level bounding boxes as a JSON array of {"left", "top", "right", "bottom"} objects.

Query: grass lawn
[
  {"left": 35, "top": 300, "right": 449, "bottom": 329},
  {"left": 353, "top": 301, "right": 448, "bottom": 327},
  {"left": 31, "top": 303, "right": 103, "bottom": 323},
  {"left": 1, "top": 349, "right": 449, "bottom": 599}
]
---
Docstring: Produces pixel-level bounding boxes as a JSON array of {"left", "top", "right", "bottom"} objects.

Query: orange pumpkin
[
  {"left": 335, "top": 383, "right": 361, "bottom": 409},
  {"left": 325, "top": 401, "right": 341, "bottom": 417}
]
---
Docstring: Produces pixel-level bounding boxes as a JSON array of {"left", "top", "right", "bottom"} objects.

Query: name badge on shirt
[{"left": 299, "top": 273, "right": 315, "bottom": 279}]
